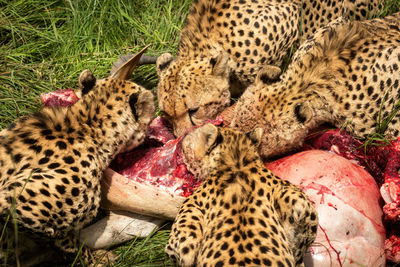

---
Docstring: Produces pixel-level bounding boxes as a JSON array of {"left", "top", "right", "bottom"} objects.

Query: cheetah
[
  {"left": 156, "top": 0, "right": 385, "bottom": 137},
  {"left": 229, "top": 12, "right": 400, "bottom": 159},
  {"left": 166, "top": 124, "right": 318, "bottom": 266},
  {"left": 0, "top": 47, "right": 155, "bottom": 261}
]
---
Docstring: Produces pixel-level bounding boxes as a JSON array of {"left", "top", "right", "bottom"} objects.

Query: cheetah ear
[
  {"left": 110, "top": 44, "right": 150, "bottom": 80},
  {"left": 198, "top": 123, "right": 219, "bottom": 153},
  {"left": 79, "top": 69, "right": 97, "bottom": 96},
  {"left": 255, "top": 65, "right": 282, "bottom": 84},
  {"left": 156, "top": 53, "right": 174, "bottom": 76},
  {"left": 185, "top": 123, "right": 219, "bottom": 157},
  {"left": 129, "top": 90, "right": 155, "bottom": 125},
  {"left": 246, "top": 127, "right": 263, "bottom": 147},
  {"left": 294, "top": 102, "right": 313, "bottom": 124},
  {"left": 210, "top": 52, "right": 230, "bottom": 77}
]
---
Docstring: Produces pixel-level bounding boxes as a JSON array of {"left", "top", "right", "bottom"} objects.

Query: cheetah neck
[
  {"left": 39, "top": 101, "right": 131, "bottom": 169},
  {"left": 177, "top": 0, "right": 220, "bottom": 56},
  {"left": 211, "top": 144, "right": 265, "bottom": 184},
  {"left": 208, "top": 154, "right": 267, "bottom": 205}
]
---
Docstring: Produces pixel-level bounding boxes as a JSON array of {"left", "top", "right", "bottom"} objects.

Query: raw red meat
[
  {"left": 145, "top": 116, "right": 175, "bottom": 144},
  {"left": 372, "top": 140, "right": 400, "bottom": 221},
  {"left": 110, "top": 130, "right": 199, "bottom": 198},
  {"left": 305, "top": 129, "right": 400, "bottom": 262},
  {"left": 101, "top": 116, "right": 224, "bottom": 219},
  {"left": 305, "top": 129, "right": 400, "bottom": 220},
  {"left": 266, "top": 150, "right": 386, "bottom": 267},
  {"left": 386, "top": 234, "right": 400, "bottom": 263},
  {"left": 110, "top": 116, "right": 223, "bottom": 198},
  {"left": 40, "top": 89, "right": 79, "bottom": 107}
]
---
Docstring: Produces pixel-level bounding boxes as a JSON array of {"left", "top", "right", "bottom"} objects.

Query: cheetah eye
[
  {"left": 188, "top": 107, "right": 199, "bottom": 126},
  {"left": 210, "top": 57, "right": 217, "bottom": 67},
  {"left": 129, "top": 93, "right": 139, "bottom": 121},
  {"left": 188, "top": 107, "right": 199, "bottom": 117},
  {"left": 206, "top": 132, "right": 223, "bottom": 154},
  {"left": 293, "top": 102, "right": 312, "bottom": 124}
]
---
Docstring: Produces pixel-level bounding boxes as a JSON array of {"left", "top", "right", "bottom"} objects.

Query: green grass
[
  {"left": 113, "top": 228, "right": 173, "bottom": 266},
  {"left": 0, "top": 0, "right": 191, "bottom": 129},
  {"left": 1, "top": 0, "right": 400, "bottom": 266},
  {"left": 1, "top": 0, "right": 190, "bottom": 265}
]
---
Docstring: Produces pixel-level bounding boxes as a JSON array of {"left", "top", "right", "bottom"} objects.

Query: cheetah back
[{"left": 165, "top": 124, "right": 318, "bottom": 266}]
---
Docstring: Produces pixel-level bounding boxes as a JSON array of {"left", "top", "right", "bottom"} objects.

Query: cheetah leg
[
  {"left": 165, "top": 203, "right": 204, "bottom": 267},
  {"left": 274, "top": 184, "right": 318, "bottom": 267}
]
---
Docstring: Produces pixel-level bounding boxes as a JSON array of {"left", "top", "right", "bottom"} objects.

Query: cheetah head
[
  {"left": 181, "top": 123, "right": 262, "bottom": 179},
  {"left": 230, "top": 68, "right": 332, "bottom": 159},
  {"left": 77, "top": 46, "right": 155, "bottom": 155},
  {"left": 156, "top": 50, "right": 233, "bottom": 137}
]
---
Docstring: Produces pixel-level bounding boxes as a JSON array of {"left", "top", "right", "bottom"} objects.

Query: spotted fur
[
  {"left": 156, "top": 0, "right": 385, "bottom": 137},
  {"left": 0, "top": 49, "right": 155, "bottom": 260},
  {"left": 166, "top": 124, "right": 318, "bottom": 266},
  {"left": 230, "top": 12, "right": 400, "bottom": 158}
]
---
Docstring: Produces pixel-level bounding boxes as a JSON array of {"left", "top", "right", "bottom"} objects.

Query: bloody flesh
[
  {"left": 40, "top": 89, "right": 79, "bottom": 107},
  {"left": 266, "top": 150, "right": 386, "bottom": 266},
  {"left": 304, "top": 129, "right": 400, "bottom": 220},
  {"left": 109, "top": 117, "right": 201, "bottom": 197},
  {"left": 41, "top": 90, "right": 400, "bottom": 262},
  {"left": 109, "top": 116, "right": 224, "bottom": 197},
  {"left": 304, "top": 129, "right": 400, "bottom": 262}
]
